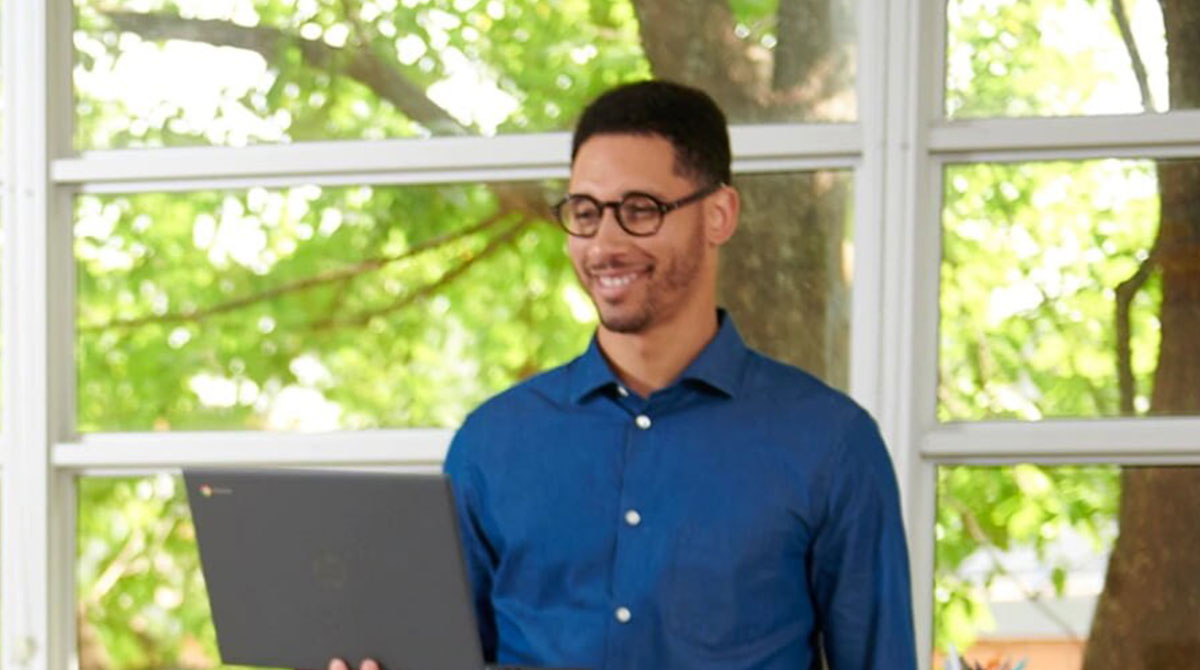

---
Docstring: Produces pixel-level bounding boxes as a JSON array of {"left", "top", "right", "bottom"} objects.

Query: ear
[{"left": 703, "top": 185, "right": 740, "bottom": 246}]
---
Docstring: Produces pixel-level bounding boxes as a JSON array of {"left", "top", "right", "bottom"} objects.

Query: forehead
[{"left": 569, "top": 133, "right": 689, "bottom": 195}]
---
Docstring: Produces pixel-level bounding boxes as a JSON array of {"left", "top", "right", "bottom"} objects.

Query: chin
[{"left": 598, "top": 309, "right": 653, "bottom": 334}]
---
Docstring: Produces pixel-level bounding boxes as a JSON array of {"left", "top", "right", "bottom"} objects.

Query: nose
[
  {"left": 580, "top": 206, "right": 631, "bottom": 265},
  {"left": 591, "top": 204, "right": 628, "bottom": 242}
]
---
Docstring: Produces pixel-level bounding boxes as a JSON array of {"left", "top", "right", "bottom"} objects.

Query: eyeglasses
[{"left": 552, "top": 183, "right": 724, "bottom": 237}]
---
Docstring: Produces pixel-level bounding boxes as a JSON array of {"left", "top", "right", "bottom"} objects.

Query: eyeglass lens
[{"left": 561, "top": 194, "right": 663, "bottom": 236}]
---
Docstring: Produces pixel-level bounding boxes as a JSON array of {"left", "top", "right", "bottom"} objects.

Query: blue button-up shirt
[{"left": 444, "top": 314, "right": 917, "bottom": 669}]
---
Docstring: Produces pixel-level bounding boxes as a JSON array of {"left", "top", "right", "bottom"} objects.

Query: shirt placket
[{"left": 603, "top": 385, "right": 659, "bottom": 668}]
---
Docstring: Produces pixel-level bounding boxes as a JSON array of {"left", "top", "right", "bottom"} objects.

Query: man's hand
[{"left": 328, "top": 658, "right": 380, "bottom": 670}]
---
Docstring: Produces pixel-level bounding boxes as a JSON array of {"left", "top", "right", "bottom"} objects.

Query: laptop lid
[{"left": 183, "top": 468, "right": 486, "bottom": 670}]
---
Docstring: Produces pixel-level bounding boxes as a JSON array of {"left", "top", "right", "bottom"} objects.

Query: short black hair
[{"left": 571, "top": 80, "right": 732, "bottom": 186}]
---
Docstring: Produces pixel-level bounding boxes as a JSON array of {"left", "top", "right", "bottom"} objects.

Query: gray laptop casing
[{"left": 184, "top": 468, "right": 492, "bottom": 670}]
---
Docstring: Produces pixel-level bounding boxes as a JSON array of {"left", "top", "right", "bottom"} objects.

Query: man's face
[{"left": 566, "top": 133, "right": 712, "bottom": 334}]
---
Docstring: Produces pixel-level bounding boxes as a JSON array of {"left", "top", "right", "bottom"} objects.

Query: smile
[{"left": 596, "top": 272, "right": 641, "bottom": 288}]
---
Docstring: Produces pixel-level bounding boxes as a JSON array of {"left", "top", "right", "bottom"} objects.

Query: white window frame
[{"left": 5, "top": 1, "right": 1200, "bottom": 670}]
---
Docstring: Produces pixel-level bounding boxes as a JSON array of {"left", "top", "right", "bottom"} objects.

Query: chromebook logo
[{"left": 199, "top": 485, "right": 214, "bottom": 498}]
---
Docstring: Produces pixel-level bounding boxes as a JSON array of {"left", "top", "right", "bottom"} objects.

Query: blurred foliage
[
  {"left": 62, "top": 0, "right": 1181, "bottom": 667},
  {"left": 935, "top": 465, "right": 1122, "bottom": 654},
  {"left": 74, "top": 0, "right": 655, "bottom": 148},
  {"left": 78, "top": 476, "right": 219, "bottom": 670},
  {"left": 946, "top": 0, "right": 1170, "bottom": 117},
  {"left": 75, "top": 182, "right": 590, "bottom": 431}
]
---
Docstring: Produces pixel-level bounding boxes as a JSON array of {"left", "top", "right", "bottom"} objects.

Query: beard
[{"left": 590, "top": 224, "right": 706, "bottom": 334}]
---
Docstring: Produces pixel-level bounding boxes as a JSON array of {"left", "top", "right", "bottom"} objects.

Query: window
[
  {"left": 922, "top": 0, "right": 1200, "bottom": 666},
  {"left": 75, "top": 181, "right": 587, "bottom": 431},
  {"left": 6, "top": 0, "right": 1197, "bottom": 668}
]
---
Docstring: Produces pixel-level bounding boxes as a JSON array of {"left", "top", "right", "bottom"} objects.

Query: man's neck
[{"left": 596, "top": 307, "right": 720, "bottom": 398}]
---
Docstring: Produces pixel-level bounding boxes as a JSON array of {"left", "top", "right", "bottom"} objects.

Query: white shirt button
[
  {"left": 624, "top": 509, "right": 642, "bottom": 526},
  {"left": 634, "top": 414, "right": 652, "bottom": 430},
  {"left": 614, "top": 606, "right": 632, "bottom": 623},
  {"left": 616, "top": 385, "right": 629, "bottom": 397}
]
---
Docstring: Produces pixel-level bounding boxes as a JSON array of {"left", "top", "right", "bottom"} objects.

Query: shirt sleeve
[
  {"left": 443, "top": 418, "right": 500, "bottom": 662},
  {"left": 808, "top": 409, "right": 918, "bottom": 670}
]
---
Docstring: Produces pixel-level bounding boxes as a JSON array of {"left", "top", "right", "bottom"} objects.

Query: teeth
[{"left": 597, "top": 273, "right": 639, "bottom": 288}]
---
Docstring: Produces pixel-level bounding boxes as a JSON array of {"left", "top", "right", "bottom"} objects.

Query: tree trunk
[
  {"left": 722, "top": 173, "right": 850, "bottom": 387},
  {"left": 1082, "top": 1, "right": 1200, "bottom": 667},
  {"left": 1083, "top": 467, "right": 1200, "bottom": 668},
  {"left": 633, "top": 0, "right": 854, "bottom": 387},
  {"left": 632, "top": 0, "right": 765, "bottom": 119}
]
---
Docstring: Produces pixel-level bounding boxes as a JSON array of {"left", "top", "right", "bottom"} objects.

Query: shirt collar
[
  {"left": 567, "top": 337, "right": 619, "bottom": 404},
  {"left": 677, "top": 310, "right": 748, "bottom": 397},
  {"left": 567, "top": 310, "right": 749, "bottom": 404}
]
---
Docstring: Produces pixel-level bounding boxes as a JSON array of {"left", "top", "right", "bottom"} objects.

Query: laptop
[{"left": 183, "top": 468, "right": 575, "bottom": 670}]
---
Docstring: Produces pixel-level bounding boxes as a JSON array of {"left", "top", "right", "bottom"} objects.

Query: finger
[
  {"left": 360, "top": 659, "right": 380, "bottom": 670},
  {"left": 329, "top": 659, "right": 349, "bottom": 670}
]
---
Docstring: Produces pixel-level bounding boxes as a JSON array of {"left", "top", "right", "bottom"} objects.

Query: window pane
[
  {"left": 75, "top": 181, "right": 586, "bottom": 431},
  {"left": 77, "top": 475, "right": 265, "bottom": 670},
  {"left": 74, "top": 0, "right": 857, "bottom": 150},
  {"left": 939, "top": 158, "right": 1200, "bottom": 421},
  {"left": 77, "top": 172, "right": 852, "bottom": 432},
  {"left": 945, "top": 0, "right": 1199, "bottom": 118},
  {"left": 934, "top": 464, "right": 1200, "bottom": 668}
]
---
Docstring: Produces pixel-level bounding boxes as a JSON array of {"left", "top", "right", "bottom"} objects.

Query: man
[{"left": 446, "top": 80, "right": 916, "bottom": 669}]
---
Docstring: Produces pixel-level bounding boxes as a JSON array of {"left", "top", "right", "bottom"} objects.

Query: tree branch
[
  {"left": 308, "top": 219, "right": 530, "bottom": 331},
  {"left": 1115, "top": 250, "right": 1158, "bottom": 415},
  {"left": 81, "top": 212, "right": 513, "bottom": 332},
  {"left": 1111, "top": 0, "right": 1156, "bottom": 111},
  {"left": 101, "top": 10, "right": 470, "bottom": 135}
]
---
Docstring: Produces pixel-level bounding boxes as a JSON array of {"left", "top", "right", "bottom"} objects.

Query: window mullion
[
  {"left": 930, "top": 110, "right": 1200, "bottom": 156},
  {"left": 53, "top": 125, "right": 864, "bottom": 193},
  {"left": 849, "top": 0, "right": 889, "bottom": 421},
  {"left": 877, "top": 0, "right": 947, "bottom": 666},
  {"left": 922, "top": 418, "right": 1200, "bottom": 460},
  {"left": 52, "top": 429, "right": 455, "bottom": 469},
  {"left": 2, "top": 4, "right": 77, "bottom": 670}
]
